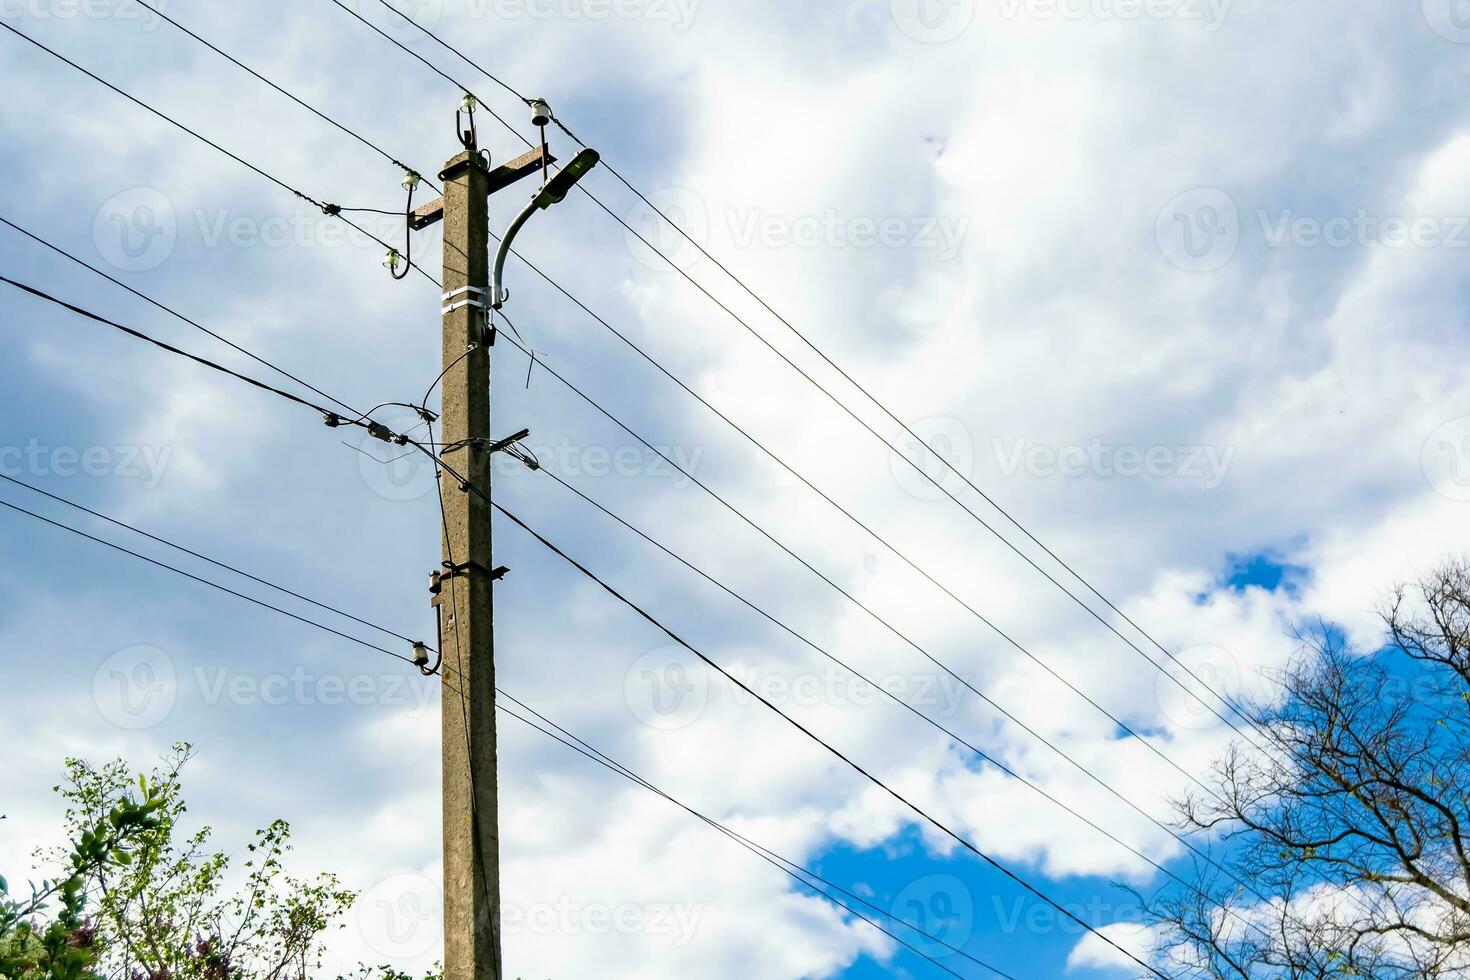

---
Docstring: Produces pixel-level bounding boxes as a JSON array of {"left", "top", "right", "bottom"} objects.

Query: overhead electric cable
[
  {"left": 130, "top": 0, "right": 439, "bottom": 195},
  {"left": 0, "top": 497, "right": 416, "bottom": 666},
  {"left": 348, "top": 3, "right": 1263, "bottom": 739},
  {"left": 0, "top": 274, "right": 386, "bottom": 430},
  {"left": 484, "top": 315, "right": 1240, "bottom": 817},
  {"left": 0, "top": 471, "right": 1003, "bottom": 976},
  {"left": 0, "top": 20, "right": 438, "bottom": 286},
  {"left": 494, "top": 695, "right": 1012, "bottom": 979},
  {"left": 514, "top": 457, "right": 1280, "bottom": 932},
  {"left": 0, "top": 215, "right": 366, "bottom": 420},
  {"left": 480, "top": 497, "right": 1171, "bottom": 980}
]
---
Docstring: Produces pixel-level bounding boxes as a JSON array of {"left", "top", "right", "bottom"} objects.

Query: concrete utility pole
[
  {"left": 417, "top": 110, "right": 561, "bottom": 980},
  {"left": 435, "top": 141, "right": 501, "bottom": 980},
  {"left": 415, "top": 97, "right": 593, "bottom": 980}
]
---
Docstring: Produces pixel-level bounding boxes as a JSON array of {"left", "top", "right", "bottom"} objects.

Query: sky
[{"left": 2, "top": 0, "right": 1469, "bottom": 978}]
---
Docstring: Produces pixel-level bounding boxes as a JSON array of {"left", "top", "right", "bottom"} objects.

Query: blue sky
[{"left": 3, "top": 1, "right": 1470, "bottom": 977}]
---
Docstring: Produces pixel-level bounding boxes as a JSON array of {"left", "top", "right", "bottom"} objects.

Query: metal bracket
[
  {"left": 441, "top": 285, "right": 488, "bottom": 317},
  {"left": 430, "top": 563, "right": 509, "bottom": 606}
]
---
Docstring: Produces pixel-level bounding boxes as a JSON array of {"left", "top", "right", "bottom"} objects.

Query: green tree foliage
[{"left": 1, "top": 743, "right": 436, "bottom": 980}]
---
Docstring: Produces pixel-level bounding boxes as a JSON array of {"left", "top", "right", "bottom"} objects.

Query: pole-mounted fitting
[
  {"left": 431, "top": 562, "right": 510, "bottom": 595},
  {"left": 490, "top": 148, "right": 601, "bottom": 309},
  {"left": 457, "top": 92, "right": 479, "bottom": 150}
]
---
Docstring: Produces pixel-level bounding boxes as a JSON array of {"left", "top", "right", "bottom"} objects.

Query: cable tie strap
[{"left": 441, "top": 285, "right": 488, "bottom": 317}]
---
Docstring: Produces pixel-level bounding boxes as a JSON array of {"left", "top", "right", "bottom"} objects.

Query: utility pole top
[{"left": 412, "top": 146, "right": 558, "bottom": 230}]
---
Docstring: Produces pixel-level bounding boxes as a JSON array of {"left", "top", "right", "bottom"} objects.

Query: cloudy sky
[{"left": 2, "top": 0, "right": 1469, "bottom": 977}]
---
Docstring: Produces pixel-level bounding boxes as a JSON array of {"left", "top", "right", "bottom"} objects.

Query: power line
[
  {"left": 488, "top": 245, "right": 1246, "bottom": 797},
  {"left": 7, "top": 132, "right": 1258, "bottom": 949},
  {"left": 482, "top": 495, "right": 1170, "bottom": 980},
  {"left": 0, "top": 274, "right": 407, "bottom": 440},
  {"left": 369, "top": 0, "right": 531, "bottom": 106},
  {"left": 1, "top": 266, "right": 1270, "bottom": 956},
  {"left": 324, "top": 0, "right": 527, "bottom": 146},
  {"left": 0, "top": 20, "right": 439, "bottom": 287},
  {"left": 513, "top": 455, "right": 1278, "bottom": 938},
  {"left": 425, "top": 432, "right": 1168, "bottom": 977},
  {"left": 0, "top": 252, "right": 1267, "bottom": 927},
  {"left": 80, "top": 0, "right": 1246, "bottom": 806},
  {"left": 0, "top": 495, "right": 417, "bottom": 666},
  {"left": 4, "top": 246, "right": 1266, "bottom": 928},
  {"left": 494, "top": 694, "right": 1012, "bottom": 980},
  {"left": 0, "top": 215, "right": 365, "bottom": 420},
  {"left": 487, "top": 314, "right": 1258, "bottom": 852},
  {"left": 1, "top": 235, "right": 1169, "bottom": 980},
  {"left": 0, "top": 472, "right": 1011, "bottom": 978},
  {"left": 130, "top": 0, "right": 439, "bottom": 196},
  {"left": 0, "top": 472, "right": 422, "bottom": 650},
  {"left": 348, "top": 4, "right": 1261, "bottom": 740},
  {"left": 307, "top": 1, "right": 1261, "bottom": 772}
]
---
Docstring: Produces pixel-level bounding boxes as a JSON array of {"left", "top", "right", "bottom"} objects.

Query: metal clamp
[
  {"left": 430, "top": 561, "right": 510, "bottom": 598},
  {"left": 441, "top": 285, "right": 488, "bottom": 317}
]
